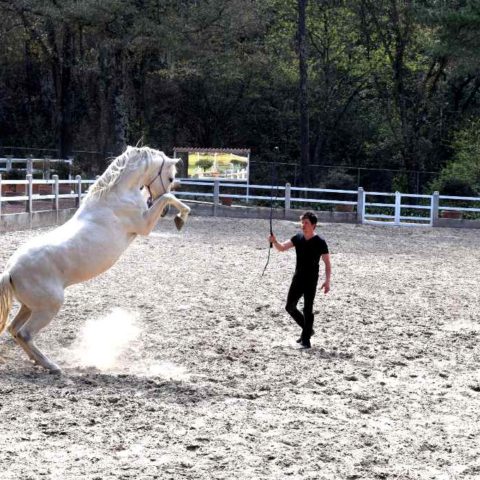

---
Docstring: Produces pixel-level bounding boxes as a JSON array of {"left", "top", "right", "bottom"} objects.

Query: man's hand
[
  {"left": 269, "top": 237, "right": 293, "bottom": 252},
  {"left": 321, "top": 254, "right": 331, "bottom": 293},
  {"left": 320, "top": 281, "right": 330, "bottom": 294}
]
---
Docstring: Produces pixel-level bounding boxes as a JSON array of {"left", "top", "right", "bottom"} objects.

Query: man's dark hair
[{"left": 301, "top": 211, "right": 317, "bottom": 225}]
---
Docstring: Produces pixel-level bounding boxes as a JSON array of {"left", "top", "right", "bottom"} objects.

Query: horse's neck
[
  {"left": 106, "top": 162, "right": 151, "bottom": 200},
  {"left": 81, "top": 183, "right": 137, "bottom": 211},
  {"left": 122, "top": 153, "right": 159, "bottom": 191}
]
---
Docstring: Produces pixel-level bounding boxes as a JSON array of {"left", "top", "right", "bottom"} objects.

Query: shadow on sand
[{"left": 1, "top": 366, "right": 220, "bottom": 406}]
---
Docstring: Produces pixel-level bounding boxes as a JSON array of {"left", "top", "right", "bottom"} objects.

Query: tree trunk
[
  {"left": 112, "top": 48, "right": 127, "bottom": 155},
  {"left": 98, "top": 45, "right": 128, "bottom": 158},
  {"left": 298, "top": 0, "right": 310, "bottom": 186},
  {"left": 59, "top": 24, "right": 74, "bottom": 158},
  {"left": 46, "top": 21, "right": 75, "bottom": 159}
]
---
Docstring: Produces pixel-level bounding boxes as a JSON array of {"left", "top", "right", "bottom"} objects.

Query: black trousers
[{"left": 285, "top": 274, "right": 318, "bottom": 340}]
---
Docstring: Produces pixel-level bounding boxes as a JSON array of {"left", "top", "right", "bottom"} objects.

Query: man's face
[{"left": 301, "top": 218, "right": 316, "bottom": 235}]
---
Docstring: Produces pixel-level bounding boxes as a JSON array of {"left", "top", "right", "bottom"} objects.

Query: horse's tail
[{"left": 0, "top": 272, "right": 13, "bottom": 336}]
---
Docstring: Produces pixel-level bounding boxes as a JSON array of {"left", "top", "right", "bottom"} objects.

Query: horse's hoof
[
  {"left": 49, "top": 368, "right": 62, "bottom": 375},
  {"left": 174, "top": 216, "right": 184, "bottom": 231}
]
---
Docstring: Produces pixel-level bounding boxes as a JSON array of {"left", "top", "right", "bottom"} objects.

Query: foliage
[
  {"left": 392, "top": 173, "right": 409, "bottom": 194},
  {"left": 320, "top": 171, "right": 356, "bottom": 190},
  {"left": 2, "top": 169, "right": 25, "bottom": 180},
  {"left": 0, "top": 0, "right": 479, "bottom": 192},
  {"left": 50, "top": 161, "right": 72, "bottom": 180},
  {"left": 196, "top": 159, "right": 214, "bottom": 172},
  {"left": 430, "top": 118, "right": 480, "bottom": 195},
  {"left": 230, "top": 158, "right": 246, "bottom": 169}
]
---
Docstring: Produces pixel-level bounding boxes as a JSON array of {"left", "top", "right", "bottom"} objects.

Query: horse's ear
[
  {"left": 163, "top": 156, "right": 179, "bottom": 166},
  {"left": 171, "top": 157, "right": 183, "bottom": 174}
]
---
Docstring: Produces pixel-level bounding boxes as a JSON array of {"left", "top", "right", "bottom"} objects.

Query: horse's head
[
  {"left": 85, "top": 146, "right": 180, "bottom": 204},
  {"left": 142, "top": 148, "right": 179, "bottom": 203}
]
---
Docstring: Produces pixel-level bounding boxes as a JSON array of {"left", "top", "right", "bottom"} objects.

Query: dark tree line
[{"left": 1, "top": 0, "right": 480, "bottom": 192}]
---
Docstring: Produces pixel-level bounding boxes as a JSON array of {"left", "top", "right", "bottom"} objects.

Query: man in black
[{"left": 268, "top": 211, "right": 331, "bottom": 349}]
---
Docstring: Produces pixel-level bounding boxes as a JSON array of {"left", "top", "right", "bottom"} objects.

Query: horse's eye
[{"left": 169, "top": 177, "right": 174, "bottom": 183}]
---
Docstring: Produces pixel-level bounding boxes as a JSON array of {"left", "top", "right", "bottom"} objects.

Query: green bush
[
  {"left": 2, "top": 169, "right": 25, "bottom": 180},
  {"left": 430, "top": 119, "right": 480, "bottom": 196},
  {"left": 50, "top": 161, "right": 72, "bottom": 179},
  {"left": 230, "top": 159, "right": 247, "bottom": 170},
  {"left": 320, "top": 171, "right": 356, "bottom": 190},
  {"left": 196, "top": 159, "right": 214, "bottom": 172},
  {"left": 392, "top": 173, "right": 409, "bottom": 193},
  {"left": 437, "top": 178, "right": 476, "bottom": 197}
]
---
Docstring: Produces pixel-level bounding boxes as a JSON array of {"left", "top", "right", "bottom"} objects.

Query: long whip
[{"left": 261, "top": 147, "right": 279, "bottom": 277}]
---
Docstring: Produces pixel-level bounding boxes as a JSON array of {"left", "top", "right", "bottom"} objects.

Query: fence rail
[
  {"left": 0, "top": 156, "right": 74, "bottom": 180},
  {"left": 0, "top": 174, "right": 93, "bottom": 216},
  {"left": 1, "top": 176, "right": 480, "bottom": 228}
]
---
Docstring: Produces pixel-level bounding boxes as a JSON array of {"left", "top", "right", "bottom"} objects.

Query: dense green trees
[
  {"left": 431, "top": 118, "right": 480, "bottom": 195},
  {"left": 0, "top": 0, "right": 479, "bottom": 192}
]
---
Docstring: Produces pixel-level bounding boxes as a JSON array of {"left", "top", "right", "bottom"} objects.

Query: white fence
[
  {"left": 189, "top": 168, "right": 248, "bottom": 180},
  {"left": 1, "top": 175, "right": 480, "bottom": 227},
  {"left": 0, "top": 157, "right": 74, "bottom": 179},
  {"left": 176, "top": 179, "right": 358, "bottom": 208},
  {"left": 175, "top": 179, "right": 480, "bottom": 227},
  {"left": 361, "top": 190, "right": 480, "bottom": 226},
  {"left": 362, "top": 191, "right": 434, "bottom": 226},
  {"left": 0, "top": 174, "right": 93, "bottom": 216}
]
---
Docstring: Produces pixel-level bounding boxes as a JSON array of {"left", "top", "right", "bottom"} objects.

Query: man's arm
[
  {"left": 320, "top": 253, "right": 331, "bottom": 294},
  {"left": 268, "top": 234, "right": 294, "bottom": 252}
]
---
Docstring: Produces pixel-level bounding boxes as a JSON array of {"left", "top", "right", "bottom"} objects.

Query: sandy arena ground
[{"left": 0, "top": 215, "right": 479, "bottom": 479}]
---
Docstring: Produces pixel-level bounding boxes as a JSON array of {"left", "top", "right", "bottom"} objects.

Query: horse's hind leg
[
  {"left": 16, "top": 307, "right": 62, "bottom": 373},
  {"left": 8, "top": 304, "right": 31, "bottom": 338},
  {"left": 7, "top": 304, "right": 37, "bottom": 363}
]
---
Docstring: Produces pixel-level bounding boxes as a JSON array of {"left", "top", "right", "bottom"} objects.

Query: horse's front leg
[
  {"left": 140, "top": 193, "right": 190, "bottom": 235},
  {"left": 167, "top": 195, "right": 191, "bottom": 231}
]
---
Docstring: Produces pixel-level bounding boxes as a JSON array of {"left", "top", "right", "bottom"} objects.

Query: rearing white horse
[{"left": 0, "top": 146, "right": 190, "bottom": 373}]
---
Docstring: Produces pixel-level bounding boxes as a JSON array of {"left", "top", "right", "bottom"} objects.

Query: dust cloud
[{"left": 67, "top": 308, "right": 140, "bottom": 371}]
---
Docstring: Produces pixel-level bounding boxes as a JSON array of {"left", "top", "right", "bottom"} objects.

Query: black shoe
[
  {"left": 296, "top": 329, "right": 314, "bottom": 343},
  {"left": 299, "top": 339, "right": 311, "bottom": 349}
]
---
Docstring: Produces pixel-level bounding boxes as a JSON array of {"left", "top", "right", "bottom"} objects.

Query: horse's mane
[{"left": 85, "top": 147, "right": 154, "bottom": 201}]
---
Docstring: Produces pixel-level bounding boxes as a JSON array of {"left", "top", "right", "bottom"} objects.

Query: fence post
[
  {"left": 431, "top": 191, "right": 439, "bottom": 227},
  {"left": 44, "top": 157, "right": 51, "bottom": 180},
  {"left": 68, "top": 157, "right": 74, "bottom": 180},
  {"left": 357, "top": 187, "right": 364, "bottom": 224},
  {"left": 285, "top": 183, "right": 291, "bottom": 213},
  {"left": 213, "top": 179, "right": 220, "bottom": 216},
  {"left": 0, "top": 173, "right": 2, "bottom": 217},
  {"left": 394, "top": 191, "right": 401, "bottom": 225},
  {"left": 53, "top": 175, "right": 59, "bottom": 211},
  {"left": 26, "top": 173, "right": 33, "bottom": 213},
  {"left": 75, "top": 175, "right": 82, "bottom": 207}
]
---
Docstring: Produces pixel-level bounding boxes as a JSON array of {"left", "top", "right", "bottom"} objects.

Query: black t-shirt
[{"left": 291, "top": 233, "right": 329, "bottom": 277}]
